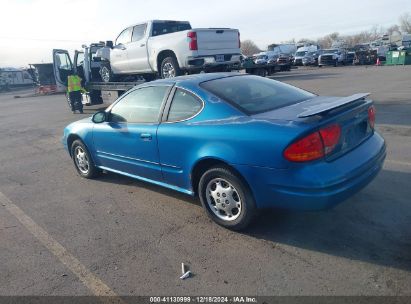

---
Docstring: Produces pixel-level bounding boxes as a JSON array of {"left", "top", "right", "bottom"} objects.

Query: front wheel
[
  {"left": 160, "top": 56, "right": 183, "bottom": 79},
  {"left": 198, "top": 167, "right": 256, "bottom": 230},
  {"left": 71, "top": 140, "right": 100, "bottom": 179}
]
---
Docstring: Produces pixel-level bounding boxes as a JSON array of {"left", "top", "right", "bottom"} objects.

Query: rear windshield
[
  {"left": 200, "top": 75, "right": 315, "bottom": 115},
  {"left": 151, "top": 22, "right": 192, "bottom": 37}
]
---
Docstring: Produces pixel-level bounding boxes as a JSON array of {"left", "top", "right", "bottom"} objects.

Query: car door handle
[
  {"left": 140, "top": 133, "right": 152, "bottom": 140},
  {"left": 140, "top": 44, "right": 145, "bottom": 47}
]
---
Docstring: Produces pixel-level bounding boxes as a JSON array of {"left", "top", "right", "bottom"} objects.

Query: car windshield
[
  {"left": 151, "top": 21, "right": 192, "bottom": 37},
  {"left": 324, "top": 49, "right": 338, "bottom": 53},
  {"left": 295, "top": 51, "right": 307, "bottom": 56},
  {"left": 256, "top": 55, "right": 267, "bottom": 59},
  {"left": 200, "top": 75, "right": 315, "bottom": 115}
]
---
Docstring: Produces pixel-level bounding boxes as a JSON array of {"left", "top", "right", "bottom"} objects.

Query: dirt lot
[{"left": 0, "top": 65, "right": 410, "bottom": 297}]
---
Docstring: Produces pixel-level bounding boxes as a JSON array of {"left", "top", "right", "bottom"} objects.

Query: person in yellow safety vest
[{"left": 67, "top": 72, "right": 85, "bottom": 114}]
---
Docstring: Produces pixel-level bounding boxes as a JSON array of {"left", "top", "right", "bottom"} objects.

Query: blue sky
[{"left": 1, "top": 0, "right": 410, "bottom": 67}]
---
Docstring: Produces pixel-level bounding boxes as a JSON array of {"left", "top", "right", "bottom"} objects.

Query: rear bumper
[
  {"left": 185, "top": 54, "right": 241, "bottom": 70},
  {"left": 233, "top": 132, "right": 386, "bottom": 210}
]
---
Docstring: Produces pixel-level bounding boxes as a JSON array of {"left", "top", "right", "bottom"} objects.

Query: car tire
[
  {"left": 256, "top": 68, "right": 267, "bottom": 77},
  {"left": 71, "top": 140, "right": 99, "bottom": 179},
  {"left": 160, "top": 56, "right": 183, "bottom": 79},
  {"left": 99, "top": 62, "right": 117, "bottom": 83},
  {"left": 198, "top": 166, "right": 257, "bottom": 230}
]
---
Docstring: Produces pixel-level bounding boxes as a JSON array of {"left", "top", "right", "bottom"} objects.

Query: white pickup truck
[{"left": 96, "top": 20, "right": 241, "bottom": 81}]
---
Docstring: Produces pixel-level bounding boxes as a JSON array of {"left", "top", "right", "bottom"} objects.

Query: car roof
[{"left": 149, "top": 72, "right": 243, "bottom": 87}]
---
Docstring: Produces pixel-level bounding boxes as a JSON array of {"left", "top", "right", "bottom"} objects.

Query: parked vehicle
[
  {"left": 96, "top": 20, "right": 241, "bottom": 82},
  {"left": 318, "top": 49, "right": 346, "bottom": 66},
  {"left": 268, "top": 43, "right": 297, "bottom": 55},
  {"left": 254, "top": 54, "right": 269, "bottom": 65},
  {"left": 63, "top": 73, "right": 386, "bottom": 230},
  {"left": 293, "top": 50, "right": 307, "bottom": 66},
  {"left": 302, "top": 51, "right": 320, "bottom": 66},
  {"left": 243, "top": 57, "right": 283, "bottom": 77},
  {"left": 274, "top": 54, "right": 292, "bottom": 71},
  {"left": 53, "top": 48, "right": 144, "bottom": 105},
  {"left": 354, "top": 49, "right": 378, "bottom": 65},
  {"left": 346, "top": 52, "right": 355, "bottom": 65},
  {"left": 294, "top": 45, "right": 319, "bottom": 66},
  {"left": 0, "top": 67, "right": 34, "bottom": 91}
]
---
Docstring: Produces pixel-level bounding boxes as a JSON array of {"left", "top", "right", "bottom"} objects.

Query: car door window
[
  {"left": 116, "top": 27, "right": 132, "bottom": 45},
  {"left": 110, "top": 86, "right": 169, "bottom": 123},
  {"left": 132, "top": 24, "right": 147, "bottom": 42},
  {"left": 167, "top": 88, "right": 203, "bottom": 122}
]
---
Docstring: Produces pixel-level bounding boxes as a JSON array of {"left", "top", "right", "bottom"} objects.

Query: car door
[
  {"left": 126, "top": 23, "right": 151, "bottom": 72},
  {"left": 92, "top": 85, "right": 172, "bottom": 181},
  {"left": 52, "top": 49, "right": 74, "bottom": 91},
  {"left": 110, "top": 27, "right": 132, "bottom": 74},
  {"left": 157, "top": 88, "right": 204, "bottom": 190}
]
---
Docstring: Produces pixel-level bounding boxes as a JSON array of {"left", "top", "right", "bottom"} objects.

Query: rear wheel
[
  {"left": 99, "top": 62, "right": 117, "bottom": 83},
  {"left": 160, "top": 56, "right": 183, "bottom": 79},
  {"left": 71, "top": 140, "right": 99, "bottom": 179},
  {"left": 198, "top": 166, "right": 256, "bottom": 230}
]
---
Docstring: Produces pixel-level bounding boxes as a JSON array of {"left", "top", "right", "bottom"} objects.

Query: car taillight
[
  {"left": 319, "top": 124, "right": 341, "bottom": 154},
  {"left": 368, "top": 105, "right": 376, "bottom": 129},
  {"left": 238, "top": 32, "right": 241, "bottom": 48},
  {"left": 188, "top": 31, "right": 198, "bottom": 51},
  {"left": 284, "top": 124, "right": 341, "bottom": 162}
]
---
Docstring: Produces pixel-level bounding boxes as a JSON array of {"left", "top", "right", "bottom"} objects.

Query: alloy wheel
[
  {"left": 205, "top": 178, "right": 242, "bottom": 221},
  {"left": 162, "top": 62, "right": 176, "bottom": 78},
  {"left": 74, "top": 146, "right": 89, "bottom": 174}
]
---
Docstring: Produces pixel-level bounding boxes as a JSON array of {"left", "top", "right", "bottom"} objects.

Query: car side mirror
[
  {"left": 106, "top": 40, "right": 113, "bottom": 48},
  {"left": 92, "top": 111, "right": 107, "bottom": 123}
]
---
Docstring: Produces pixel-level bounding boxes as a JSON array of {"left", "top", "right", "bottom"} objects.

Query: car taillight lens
[
  {"left": 319, "top": 124, "right": 341, "bottom": 154},
  {"left": 188, "top": 31, "right": 198, "bottom": 51},
  {"left": 368, "top": 105, "right": 376, "bottom": 129},
  {"left": 238, "top": 32, "right": 241, "bottom": 48},
  {"left": 284, "top": 124, "right": 341, "bottom": 162}
]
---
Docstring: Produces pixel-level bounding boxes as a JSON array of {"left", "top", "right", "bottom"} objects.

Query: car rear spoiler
[{"left": 298, "top": 93, "right": 370, "bottom": 118}]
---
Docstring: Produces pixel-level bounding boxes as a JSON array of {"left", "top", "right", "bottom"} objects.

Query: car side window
[
  {"left": 116, "top": 27, "right": 132, "bottom": 45},
  {"left": 110, "top": 86, "right": 169, "bottom": 123},
  {"left": 167, "top": 89, "right": 203, "bottom": 122},
  {"left": 132, "top": 24, "right": 147, "bottom": 42}
]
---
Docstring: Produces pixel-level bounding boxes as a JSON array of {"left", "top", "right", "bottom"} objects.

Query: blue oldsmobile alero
[{"left": 62, "top": 73, "right": 386, "bottom": 230}]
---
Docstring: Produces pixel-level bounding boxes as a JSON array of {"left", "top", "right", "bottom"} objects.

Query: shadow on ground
[
  {"left": 96, "top": 169, "right": 411, "bottom": 272},
  {"left": 244, "top": 169, "right": 411, "bottom": 272}
]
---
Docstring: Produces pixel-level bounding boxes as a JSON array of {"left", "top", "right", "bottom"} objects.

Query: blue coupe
[{"left": 63, "top": 73, "right": 386, "bottom": 230}]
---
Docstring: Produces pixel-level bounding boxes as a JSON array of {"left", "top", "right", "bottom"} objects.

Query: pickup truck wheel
[
  {"left": 161, "top": 56, "right": 182, "bottom": 79},
  {"left": 99, "top": 62, "right": 117, "bottom": 83}
]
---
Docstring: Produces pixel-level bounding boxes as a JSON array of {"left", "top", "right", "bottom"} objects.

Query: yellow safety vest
[{"left": 67, "top": 75, "right": 82, "bottom": 92}]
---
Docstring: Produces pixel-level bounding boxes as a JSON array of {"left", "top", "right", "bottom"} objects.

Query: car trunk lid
[{"left": 253, "top": 94, "right": 374, "bottom": 160}]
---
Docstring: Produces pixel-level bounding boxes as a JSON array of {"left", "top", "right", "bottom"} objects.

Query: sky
[{"left": 0, "top": 0, "right": 410, "bottom": 67}]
